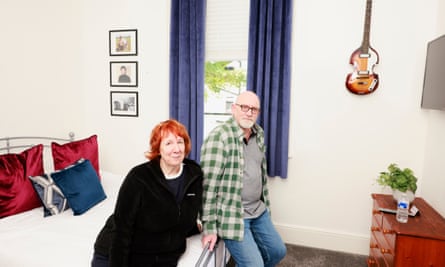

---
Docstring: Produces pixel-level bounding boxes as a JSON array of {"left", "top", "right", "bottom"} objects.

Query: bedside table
[{"left": 368, "top": 194, "right": 445, "bottom": 266}]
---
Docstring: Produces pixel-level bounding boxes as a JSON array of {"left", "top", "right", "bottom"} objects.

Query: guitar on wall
[{"left": 346, "top": 0, "right": 379, "bottom": 95}]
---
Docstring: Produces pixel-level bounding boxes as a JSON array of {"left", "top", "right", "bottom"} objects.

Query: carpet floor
[{"left": 276, "top": 243, "right": 368, "bottom": 267}]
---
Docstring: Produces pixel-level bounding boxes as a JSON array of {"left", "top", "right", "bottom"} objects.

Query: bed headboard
[{"left": 0, "top": 132, "right": 75, "bottom": 154}]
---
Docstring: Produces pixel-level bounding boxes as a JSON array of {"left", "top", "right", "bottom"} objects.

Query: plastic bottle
[{"left": 396, "top": 193, "right": 409, "bottom": 223}]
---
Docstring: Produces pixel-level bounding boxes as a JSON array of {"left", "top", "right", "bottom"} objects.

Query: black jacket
[{"left": 93, "top": 158, "right": 203, "bottom": 267}]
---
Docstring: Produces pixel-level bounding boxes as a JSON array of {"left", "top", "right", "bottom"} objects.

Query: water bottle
[{"left": 396, "top": 193, "right": 409, "bottom": 223}]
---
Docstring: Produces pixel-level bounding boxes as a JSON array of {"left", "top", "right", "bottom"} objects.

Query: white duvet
[{"left": 0, "top": 171, "right": 216, "bottom": 267}]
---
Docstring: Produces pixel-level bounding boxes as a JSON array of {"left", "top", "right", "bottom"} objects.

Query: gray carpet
[{"left": 276, "top": 243, "right": 368, "bottom": 267}]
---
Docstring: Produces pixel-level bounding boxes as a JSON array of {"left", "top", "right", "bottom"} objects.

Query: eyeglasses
[{"left": 235, "top": 104, "right": 260, "bottom": 114}]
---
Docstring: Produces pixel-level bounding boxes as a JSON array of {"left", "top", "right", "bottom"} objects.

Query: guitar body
[{"left": 346, "top": 46, "right": 379, "bottom": 95}]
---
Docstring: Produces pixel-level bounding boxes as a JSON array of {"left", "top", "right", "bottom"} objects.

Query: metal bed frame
[
  {"left": 195, "top": 240, "right": 230, "bottom": 267},
  {"left": 0, "top": 132, "right": 75, "bottom": 153}
]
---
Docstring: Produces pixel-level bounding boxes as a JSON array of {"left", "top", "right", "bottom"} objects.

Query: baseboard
[{"left": 274, "top": 223, "right": 370, "bottom": 255}]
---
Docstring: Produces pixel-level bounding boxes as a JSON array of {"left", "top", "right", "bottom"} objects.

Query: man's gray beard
[{"left": 239, "top": 119, "right": 255, "bottom": 129}]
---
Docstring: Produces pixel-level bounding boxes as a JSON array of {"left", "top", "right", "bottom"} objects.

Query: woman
[{"left": 92, "top": 119, "right": 203, "bottom": 267}]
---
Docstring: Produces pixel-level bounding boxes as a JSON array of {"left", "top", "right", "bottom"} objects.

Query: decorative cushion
[
  {"left": 51, "top": 158, "right": 106, "bottom": 216},
  {"left": 51, "top": 135, "right": 100, "bottom": 179},
  {"left": 29, "top": 174, "right": 69, "bottom": 217},
  {"left": 0, "top": 145, "right": 44, "bottom": 218},
  {"left": 22, "top": 144, "right": 45, "bottom": 178}
]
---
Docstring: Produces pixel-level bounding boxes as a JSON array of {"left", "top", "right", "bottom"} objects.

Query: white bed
[
  {"left": 0, "top": 171, "right": 215, "bottom": 267},
  {"left": 0, "top": 135, "right": 227, "bottom": 267}
]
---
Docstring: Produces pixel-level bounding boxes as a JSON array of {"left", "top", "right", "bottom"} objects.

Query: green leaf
[{"left": 376, "top": 163, "right": 418, "bottom": 193}]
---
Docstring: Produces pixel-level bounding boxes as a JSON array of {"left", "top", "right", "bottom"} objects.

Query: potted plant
[{"left": 376, "top": 163, "right": 418, "bottom": 202}]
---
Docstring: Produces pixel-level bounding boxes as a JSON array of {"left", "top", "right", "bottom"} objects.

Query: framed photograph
[
  {"left": 110, "top": 61, "right": 138, "bottom": 87},
  {"left": 109, "top": 29, "right": 137, "bottom": 56},
  {"left": 110, "top": 91, "right": 138, "bottom": 117}
]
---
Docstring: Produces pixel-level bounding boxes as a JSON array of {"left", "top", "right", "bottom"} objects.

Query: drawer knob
[
  {"left": 381, "top": 248, "right": 392, "bottom": 254},
  {"left": 370, "top": 243, "right": 379, "bottom": 249},
  {"left": 382, "top": 228, "right": 394, "bottom": 234},
  {"left": 371, "top": 226, "right": 380, "bottom": 231}
]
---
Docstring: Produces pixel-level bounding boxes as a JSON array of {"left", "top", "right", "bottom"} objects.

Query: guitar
[{"left": 346, "top": 0, "right": 379, "bottom": 95}]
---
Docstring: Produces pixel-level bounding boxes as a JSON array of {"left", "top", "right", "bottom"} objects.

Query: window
[{"left": 204, "top": 0, "right": 249, "bottom": 137}]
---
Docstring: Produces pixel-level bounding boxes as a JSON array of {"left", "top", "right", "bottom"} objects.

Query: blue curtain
[
  {"left": 247, "top": 0, "right": 293, "bottom": 178},
  {"left": 169, "top": 0, "right": 206, "bottom": 161}
]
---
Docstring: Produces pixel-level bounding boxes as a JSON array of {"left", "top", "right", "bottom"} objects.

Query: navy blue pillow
[{"left": 52, "top": 158, "right": 106, "bottom": 215}]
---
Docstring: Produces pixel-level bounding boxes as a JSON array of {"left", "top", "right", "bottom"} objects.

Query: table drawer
[
  {"left": 370, "top": 226, "right": 394, "bottom": 266},
  {"left": 368, "top": 234, "right": 385, "bottom": 266},
  {"left": 381, "top": 215, "right": 396, "bottom": 249}
]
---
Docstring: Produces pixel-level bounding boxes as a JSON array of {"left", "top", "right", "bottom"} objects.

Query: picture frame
[
  {"left": 109, "top": 29, "right": 137, "bottom": 56},
  {"left": 110, "top": 61, "right": 138, "bottom": 87},
  {"left": 110, "top": 91, "right": 138, "bottom": 117}
]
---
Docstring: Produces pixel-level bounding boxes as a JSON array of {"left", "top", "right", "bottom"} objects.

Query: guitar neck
[{"left": 361, "top": 0, "right": 373, "bottom": 53}]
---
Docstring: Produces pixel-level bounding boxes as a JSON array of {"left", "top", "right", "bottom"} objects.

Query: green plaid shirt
[{"left": 200, "top": 117, "right": 270, "bottom": 241}]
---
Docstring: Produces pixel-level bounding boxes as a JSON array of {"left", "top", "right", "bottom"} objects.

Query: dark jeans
[{"left": 91, "top": 251, "right": 180, "bottom": 267}]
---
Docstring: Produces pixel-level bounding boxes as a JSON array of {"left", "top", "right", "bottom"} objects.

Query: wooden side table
[{"left": 368, "top": 194, "right": 445, "bottom": 266}]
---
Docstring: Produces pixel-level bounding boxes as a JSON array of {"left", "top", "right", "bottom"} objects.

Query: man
[
  {"left": 118, "top": 65, "right": 131, "bottom": 83},
  {"left": 200, "top": 91, "right": 286, "bottom": 267}
]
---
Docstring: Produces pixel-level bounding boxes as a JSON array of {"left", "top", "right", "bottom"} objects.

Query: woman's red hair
[{"left": 145, "top": 119, "right": 192, "bottom": 160}]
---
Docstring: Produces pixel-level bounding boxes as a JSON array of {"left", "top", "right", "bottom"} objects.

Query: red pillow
[
  {"left": 22, "top": 144, "right": 45, "bottom": 177},
  {"left": 0, "top": 145, "right": 44, "bottom": 218},
  {"left": 51, "top": 135, "right": 100, "bottom": 179}
]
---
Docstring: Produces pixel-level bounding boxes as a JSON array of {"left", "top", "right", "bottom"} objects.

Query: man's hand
[{"left": 201, "top": 233, "right": 218, "bottom": 251}]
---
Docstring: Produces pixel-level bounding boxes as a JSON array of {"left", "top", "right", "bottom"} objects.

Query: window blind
[{"left": 205, "top": 0, "right": 249, "bottom": 61}]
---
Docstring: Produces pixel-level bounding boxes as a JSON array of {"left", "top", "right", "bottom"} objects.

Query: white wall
[
  {"left": 420, "top": 0, "right": 445, "bottom": 217},
  {"left": 1, "top": 0, "right": 444, "bottom": 256},
  {"left": 78, "top": 0, "right": 171, "bottom": 175},
  {"left": 0, "top": 0, "right": 84, "bottom": 137}
]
